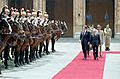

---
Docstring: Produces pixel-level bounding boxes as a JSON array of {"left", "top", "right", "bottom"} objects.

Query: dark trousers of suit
[
  {"left": 92, "top": 45, "right": 98, "bottom": 60},
  {"left": 87, "top": 44, "right": 90, "bottom": 56},
  {"left": 81, "top": 43, "right": 87, "bottom": 59}
]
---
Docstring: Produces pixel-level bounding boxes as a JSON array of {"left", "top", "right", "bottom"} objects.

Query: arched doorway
[
  {"left": 86, "top": 0, "right": 115, "bottom": 37},
  {"left": 46, "top": 0, "right": 73, "bottom": 37}
]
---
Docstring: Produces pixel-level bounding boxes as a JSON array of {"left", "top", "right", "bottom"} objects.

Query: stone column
[
  {"left": 33, "top": 0, "right": 38, "bottom": 10},
  {"left": 39, "top": 0, "right": 43, "bottom": 11},
  {"left": 0, "top": 0, "right": 8, "bottom": 12},
  {"left": 115, "top": 0, "right": 120, "bottom": 39},
  {"left": 33, "top": 0, "right": 46, "bottom": 12},
  {"left": 42, "top": 0, "right": 46, "bottom": 12},
  {"left": 73, "top": 0, "right": 85, "bottom": 39}
]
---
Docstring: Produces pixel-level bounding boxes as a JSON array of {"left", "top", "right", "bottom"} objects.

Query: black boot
[
  {"left": 4, "top": 45, "right": 9, "bottom": 69},
  {"left": 14, "top": 50, "right": 19, "bottom": 67},
  {"left": 35, "top": 48, "right": 39, "bottom": 59},
  {"left": 0, "top": 71, "right": 1, "bottom": 74},
  {"left": 25, "top": 50, "right": 29, "bottom": 64},
  {"left": 21, "top": 51, "right": 25, "bottom": 65}
]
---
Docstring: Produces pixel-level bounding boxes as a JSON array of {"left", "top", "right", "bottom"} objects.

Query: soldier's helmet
[
  {"left": 21, "top": 8, "right": 24, "bottom": 12},
  {"left": 32, "top": 9, "right": 37, "bottom": 17},
  {"left": 21, "top": 8, "right": 26, "bottom": 17},
  {"left": 26, "top": 9, "right": 31, "bottom": 17},
  {"left": 15, "top": 9, "right": 19, "bottom": 17},
  {"left": 43, "top": 12, "right": 49, "bottom": 18},
  {"left": 10, "top": 7, "right": 14, "bottom": 11},
  {"left": 37, "top": 10, "right": 42, "bottom": 17},
  {"left": 4, "top": 5, "right": 8, "bottom": 9},
  {"left": 1, "top": 5, "right": 8, "bottom": 14}
]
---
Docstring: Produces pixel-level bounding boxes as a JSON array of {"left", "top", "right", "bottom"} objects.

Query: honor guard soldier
[
  {"left": 51, "top": 20, "right": 56, "bottom": 52},
  {"left": 31, "top": 9, "right": 38, "bottom": 27},
  {"left": 43, "top": 12, "right": 51, "bottom": 54},
  {"left": 19, "top": 8, "right": 26, "bottom": 23},
  {"left": 0, "top": 5, "right": 8, "bottom": 18},
  {"left": 37, "top": 10, "right": 45, "bottom": 57},
  {"left": 37, "top": 10, "right": 44, "bottom": 26},
  {"left": 2, "top": 8, "right": 12, "bottom": 69},
  {"left": 0, "top": 5, "right": 8, "bottom": 74},
  {"left": 26, "top": 10, "right": 32, "bottom": 23},
  {"left": 104, "top": 24, "right": 112, "bottom": 51},
  {"left": 15, "top": 9, "right": 20, "bottom": 23}
]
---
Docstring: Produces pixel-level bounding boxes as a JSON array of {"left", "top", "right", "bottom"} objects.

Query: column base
[
  {"left": 114, "top": 33, "right": 120, "bottom": 39},
  {"left": 73, "top": 32, "right": 80, "bottom": 39}
]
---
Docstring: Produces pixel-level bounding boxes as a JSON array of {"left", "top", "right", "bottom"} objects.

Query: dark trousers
[
  {"left": 87, "top": 44, "right": 90, "bottom": 56},
  {"left": 45, "top": 39, "right": 50, "bottom": 54},
  {"left": 51, "top": 36, "right": 55, "bottom": 51},
  {"left": 93, "top": 45, "right": 98, "bottom": 59},
  {"left": 82, "top": 43, "right": 87, "bottom": 59},
  {"left": 4, "top": 45, "right": 10, "bottom": 68},
  {"left": 83, "top": 49, "right": 87, "bottom": 59},
  {"left": 46, "top": 40, "right": 49, "bottom": 52}
]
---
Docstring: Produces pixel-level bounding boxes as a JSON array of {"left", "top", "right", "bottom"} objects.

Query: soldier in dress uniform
[
  {"left": 43, "top": 12, "right": 51, "bottom": 54},
  {"left": 0, "top": 5, "right": 8, "bottom": 18},
  {"left": 37, "top": 10, "right": 44, "bottom": 57},
  {"left": 97, "top": 24, "right": 104, "bottom": 57},
  {"left": 104, "top": 24, "right": 111, "bottom": 51},
  {"left": 51, "top": 20, "right": 56, "bottom": 52},
  {"left": 26, "top": 10, "right": 32, "bottom": 23},
  {"left": 0, "top": 5, "right": 8, "bottom": 74},
  {"left": 19, "top": 8, "right": 26, "bottom": 23},
  {"left": 2, "top": 7, "right": 12, "bottom": 69}
]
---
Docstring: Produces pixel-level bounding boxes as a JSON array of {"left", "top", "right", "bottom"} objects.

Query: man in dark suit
[
  {"left": 90, "top": 28, "right": 100, "bottom": 60},
  {"left": 80, "top": 25, "right": 90, "bottom": 60}
]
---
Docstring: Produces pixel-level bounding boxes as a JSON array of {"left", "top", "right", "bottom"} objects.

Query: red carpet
[
  {"left": 52, "top": 52, "right": 106, "bottom": 79},
  {"left": 52, "top": 51, "right": 120, "bottom": 79}
]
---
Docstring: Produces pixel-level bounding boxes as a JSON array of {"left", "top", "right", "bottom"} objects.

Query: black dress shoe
[
  {"left": 52, "top": 50, "right": 56, "bottom": 52},
  {"left": 94, "top": 57, "right": 96, "bottom": 60},
  {"left": 15, "top": 64, "right": 18, "bottom": 67},
  {"left": 5, "top": 66, "right": 8, "bottom": 69},
  {"left": 96, "top": 57, "right": 98, "bottom": 60},
  {"left": 84, "top": 58, "right": 86, "bottom": 60},
  {"left": 100, "top": 55, "right": 102, "bottom": 57},
  {"left": 0, "top": 71, "right": 2, "bottom": 74},
  {"left": 46, "top": 51, "right": 50, "bottom": 55}
]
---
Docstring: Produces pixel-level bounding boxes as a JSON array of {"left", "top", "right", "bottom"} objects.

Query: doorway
[
  {"left": 46, "top": 0, "right": 73, "bottom": 37},
  {"left": 86, "top": 0, "right": 114, "bottom": 37}
]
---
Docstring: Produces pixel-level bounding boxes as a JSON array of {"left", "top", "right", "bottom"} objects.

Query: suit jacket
[
  {"left": 90, "top": 34, "right": 100, "bottom": 46},
  {"left": 80, "top": 31, "right": 90, "bottom": 50}
]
